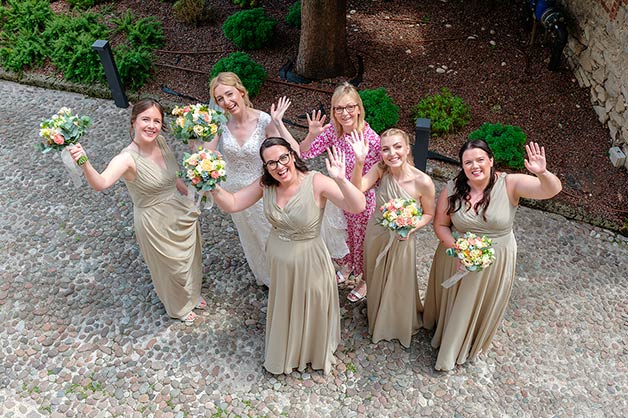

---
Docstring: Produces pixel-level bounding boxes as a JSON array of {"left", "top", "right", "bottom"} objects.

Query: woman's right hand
[
  {"left": 305, "top": 109, "right": 329, "bottom": 137},
  {"left": 68, "top": 143, "right": 87, "bottom": 164},
  {"left": 348, "top": 130, "right": 369, "bottom": 164}
]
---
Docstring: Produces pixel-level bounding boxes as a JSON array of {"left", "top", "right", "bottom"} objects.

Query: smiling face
[
  {"left": 213, "top": 83, "right": 247, "bottom": 115},
  {"left": 332, "top": 93, "right": 361, "bottom": 134},
  {"left": 132, "top": 106, "right": 163, "bottom": 143},
  {"left": 461, "top": 147, "right": 494, "bottom": 183},
  {"left": 380, "top": 133, "right": 410, "bottom": 168},
  {"left": 262, "top": 145, "right": 295, "bottom": 184}
]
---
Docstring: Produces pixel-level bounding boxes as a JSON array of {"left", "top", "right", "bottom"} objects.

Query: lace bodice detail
[{"left": 221, "top": 111, "right": 270, "bottom": 192}]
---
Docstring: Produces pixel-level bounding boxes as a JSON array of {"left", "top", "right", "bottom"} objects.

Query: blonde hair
[
  {"left": 331, "top": 82, "right": 365, "bottom": 137},
  {"left": 378, "top": 128, "right": 414, "bottom": 170},
  {"left": 209, "top": 72, "right": 252, "bottom": 112}
]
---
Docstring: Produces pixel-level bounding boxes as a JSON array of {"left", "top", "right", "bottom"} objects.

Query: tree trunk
[{"left": 295, "top": 0, "right": 353, "bottom": 80}]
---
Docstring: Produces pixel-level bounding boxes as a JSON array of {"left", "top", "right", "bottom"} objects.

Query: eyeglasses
[
  {"left": 333, "top": 104, "right": 358, "bottom": 114},
  {"left": 264, "top": 152, "right": 291, "bottom": 170}
]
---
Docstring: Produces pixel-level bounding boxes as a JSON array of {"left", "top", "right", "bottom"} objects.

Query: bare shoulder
[{"left": 409, "top": 166, "right": 435, "bottom": 189}]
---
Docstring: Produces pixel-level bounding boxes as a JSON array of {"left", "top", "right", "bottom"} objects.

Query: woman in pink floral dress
[{"left": 300, "top": 82, "right": 381, "bottom": 302}]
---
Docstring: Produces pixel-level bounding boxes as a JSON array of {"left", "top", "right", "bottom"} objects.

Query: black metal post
[
  {"left": 92, "top": 40, "right": 129, "bottom": 108},
  {"left": 414, "top": 118, "right": 430, "bottom": 172}
]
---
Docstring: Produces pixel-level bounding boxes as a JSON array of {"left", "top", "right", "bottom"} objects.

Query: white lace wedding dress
[{"left": 220, "top": 112, "right": 272, "bottom": 287}]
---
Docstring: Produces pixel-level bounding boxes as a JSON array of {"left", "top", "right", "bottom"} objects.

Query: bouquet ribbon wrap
[
  {"left": 187, "top": 185, "right": 213, "bottom": 212},
  {"left": 60, "top": 147, "right": 83, "bottom": 188},
  {"left": 441, "top": 270, "right": 469, "bottom": 288}
]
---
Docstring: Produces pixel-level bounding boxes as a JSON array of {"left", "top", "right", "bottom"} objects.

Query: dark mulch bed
[{"left": 46, "top": 0, "right": 628, "bottom": 232}]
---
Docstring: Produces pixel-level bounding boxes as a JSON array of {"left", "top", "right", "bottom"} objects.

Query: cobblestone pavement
[{"left": 1, "top": 80, "right": 627, "bottom": 417}]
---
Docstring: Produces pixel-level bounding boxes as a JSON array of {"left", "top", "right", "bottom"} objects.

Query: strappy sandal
[
  {"left": 195, "top": 297, "right": 207, "bottom": 310},
  {"left": 181, "top": 311, "right": 198, "bottom": 325},
  {"left": 336, "top": 271, "right": 347, "bottom": 284},
  {"left": 347, "top": 280, "right": 367, "bottom": 303}
]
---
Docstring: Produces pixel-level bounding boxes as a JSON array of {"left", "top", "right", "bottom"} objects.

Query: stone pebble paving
[{"left": 0, "top": 80, "right": 627, "bottom": 417}]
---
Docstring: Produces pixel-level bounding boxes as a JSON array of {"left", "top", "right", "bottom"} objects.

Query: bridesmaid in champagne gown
[
  {"left": 207, "top": 72, "right": 299, "bottom": 287},
  {"left": 209, "top": 137, "right": 366, "bottom": 374},
  {"left": 69, "top": 99, "right": 204, "bottom": 324},
  {"left": 349, "top": 129, "right": 435, "bottom": 348},
  {"left": 423, "top": 140, "right": 562, "bottom": 371}
]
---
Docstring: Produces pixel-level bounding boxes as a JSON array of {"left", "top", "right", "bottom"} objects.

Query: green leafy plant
[
  {"left": 0, "top": 0, "right": 51, "bottom": 72},
  {"left": 468, "top": 122, "right": 527, "bottom": 168},
  {"left": 113, "top": 45, "right": 155, "bottom": 91},
  {"left": 173, "top": 0, "right": 213, "bottom": 25},
  {"left": 285, "top": 1, "right": 301, "bottom": 28},
  {"left": 412, "top": 88, "right": 471, "bottom": 137},
  {"left": 42, "top": 13, "right": 110, "bottom": 83},
  {"left": 232, "top": 0, "right": 259, "bottom": 7},
  {"left": 358, "top": 87, "right": 399, "bottom": 134},
  {"left": 125, "top": 16, "right": 166, "bottom": 50},
  {"left": 67, "top": 0, "right": 107, "bottom": 9},
  {"left": 222, "top": 8, "right": 276, "bottom": 50},
  {"left": 209, "top": 52, "right": 266, "bottom": 97}
]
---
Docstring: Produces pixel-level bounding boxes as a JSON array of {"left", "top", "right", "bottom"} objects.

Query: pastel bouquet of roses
[
  {"left": 441, "top": 232, "right": 496, "bottom": 288},
  {"left": 170, "top": 103, "right": 226, "bottom": 144},
  {"left": 180, "top": 147, "right": 227, "bottom": 209},
  {"left": 37, "top": 107, "right": 92, "bottom": 187},
  {"left": 376, "top": 197, "right": 423, "bottom": 238}
]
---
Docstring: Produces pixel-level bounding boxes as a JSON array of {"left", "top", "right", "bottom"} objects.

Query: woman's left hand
[
  {"left": 270, "top": 96, "right": 291, "bottom": 124},
  {"left": 326, "top": 145, "right": 346, "bottom": 181},
  {"left": 524, "top": 142, "right": 547, "bottom": 175}
]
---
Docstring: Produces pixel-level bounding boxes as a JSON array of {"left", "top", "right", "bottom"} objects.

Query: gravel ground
[{"left": 1, "top": 80, "right": 627, "bottom": 417}]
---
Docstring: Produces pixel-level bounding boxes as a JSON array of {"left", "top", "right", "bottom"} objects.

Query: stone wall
[{"left": 560, "top": 0, "right": 628, "bottom": 168}]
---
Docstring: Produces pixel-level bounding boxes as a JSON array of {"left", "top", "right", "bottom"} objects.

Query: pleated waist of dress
[
  {"left": 452, "top": 227, "right": 514, "bottom": 244},
  {"left": 132, "top": 192, "right": 182, "bottom": 208},
  {"left": 270, "top": 228, "right": 318, "bottom": 242}
]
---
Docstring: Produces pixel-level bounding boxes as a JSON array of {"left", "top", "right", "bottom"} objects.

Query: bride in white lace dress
[{"left": 207, "top": 72, "right": 300, "bottom": 286}]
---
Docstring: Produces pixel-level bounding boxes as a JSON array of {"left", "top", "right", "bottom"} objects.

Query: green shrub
[
  {"left": 232, "top": 0, "right": 259, "bottom": 8},
  {"left": 209, "top": 52, "right": 266, "bottom": 97},
  {"left": 412, "top": 88, "right": 471, "bottom": 137},
  {"left": 173, "top": 0, "right": 213, "bottom": 25},
  {"left": 468, "top": 122, "right": 527, "bottom": 169},
  {"left": 43, "top": 13, "right": 110, "bottom": 83},
  {"left": 223, "top": 8, "right": 276, "bottom": 50},
  {"left": 0, "top": 0, "right": 52, "bottom": 33},
  {"left": 125, "top": 16, "right": 166, "bottom": 50},
  {"left": 113, "top": 45, "right": 155, "bottom": 91},
  {"left": 358, "top": 87, "right": 399, "bottom": 134},
  {"left": 0, "top": 28, "right": 47, "bottom": 73},
  {"left": 67, "top": 0, "right": 107, "bottom": 9},
  {"left": 285, "top": 1, "right": 301, "bottom": 28}
]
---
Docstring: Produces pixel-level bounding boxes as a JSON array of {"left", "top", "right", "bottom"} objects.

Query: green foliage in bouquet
[
  {"left": 232, "top": 0, "right": 259, "bottom": 8},
  {"left": 358, "top": 87, "right": 400, "bottom": 134},
  {"left": 412, "top": 88, "right": 471, "bottom": 137},
  {"left": 209, "top": 52, "right": 267, "bottom": 97},
  {"left": 0, "top": 0, "right": 51, "bottom": 73},
  {"left": 173, "top": 0, "right": 214, "bottom": 25},
  {"left": 38, "top": 107, "right": 92, "bottom": 153},
  {"left": 285, "top": 1, "right": 301, "bottom": 28},
  {"left": 223, "top": 8, "right": 276, "bottom": 50},
  {"left": 43, "top": 13, "right": 109, "bottom": 84},
  {"left": 468, "top": 122, "right": 527, "bottom": 169}
]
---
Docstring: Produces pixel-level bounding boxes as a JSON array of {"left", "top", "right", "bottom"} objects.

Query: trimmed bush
[
  {"left": 358, "top": 87, "right": 399, "bottom": 134},
  {"left": 113, "top": 45, "right": 155, "bottom": 91},
  {"left": 223, "top": 8, "right": 276, "bottom": 50},
  {"left": 67, "top": 0, "right": 107, "bottom": 9},
  {"left": 285, "top": 1, "right": 301, "bottom": 28},
  {"left": 412, "top": 88, "right": 471, "bottom": 137},
  {"left": 209, "top": 52, "right": 266, "bottom": 97},
  {"left": 173, "top": 0, "right": 213, "bottom": 25},
  {"left": 468, "top": 122, "right": 527, "bottom": 169},
  {"left": 42, "top": 13, "right": 109, "bottom": 83}
]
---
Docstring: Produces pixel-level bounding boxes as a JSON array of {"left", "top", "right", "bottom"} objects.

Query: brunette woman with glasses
[
  {"left": 209, "top": 137, "right": 366, "bottom": 374},
  {"left": 300, "top": 82, "right": 382, "bottom": 303}
]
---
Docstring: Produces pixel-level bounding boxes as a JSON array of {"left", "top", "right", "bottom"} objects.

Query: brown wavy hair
[
  {"left": 448, "top": 139, "right": 496, "bottom": 221},
  {"left": 259, "top": 137, "right": 309, "bottom": 187},
  {"left": 129, "top": 98, "right": 168, "bottom": 139}
]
